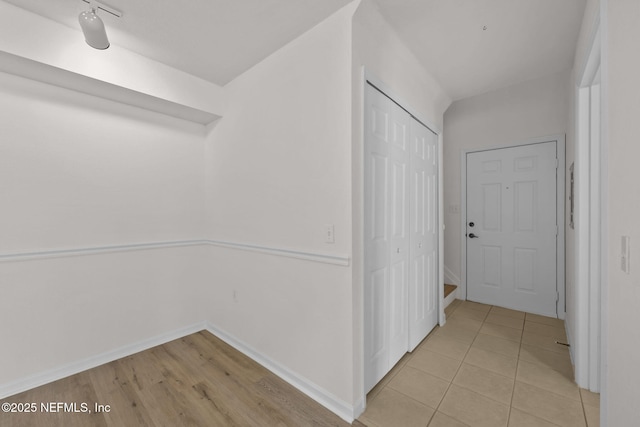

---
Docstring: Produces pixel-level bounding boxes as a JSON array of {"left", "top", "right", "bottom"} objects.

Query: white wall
[
  {"left": 0, "top": 2, "right": 362, "bottom": 416},
  {"left": 202, "top": 0, "right": 452, "bottom": 414},
  {"left": 603, "top": 0, "right": 640, "bottom": 424},
  {"left": 0, "top": 71, "right": 209, "bottom": 389},
  {"left": 0, "top": 74, "right": 206, "bottom": 251},
  {"left": 0, "top": 0, "right": 451, "bottom": 420},
  {"left": 574, "top": 0, "right": 602, "bottom": 80},
  {"left": 351, "top": 0, "right": 451, "bottom": 408},
  {"left": 565, "top": 0, "right": 601, "bottom": 390},
  {"left": 352, "top": 0, "right": 451, "bottom": 129},
  {"left": 203, "top": 2, "right": 357, "bottom": 414},
  {"left": 1, "top": 246, "right": 208, "bottom": 387},
  {"left": 443, "top": 71, "right": 570, "bottom": 294}
]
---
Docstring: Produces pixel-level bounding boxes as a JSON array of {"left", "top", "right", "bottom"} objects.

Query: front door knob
[{"left": 469, "top": 233, "right": 479, "bottom": 238}]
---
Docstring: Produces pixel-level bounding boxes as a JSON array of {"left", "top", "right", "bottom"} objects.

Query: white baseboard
[
  {"left": 565, "top": 321, "right": 576, "bottom": 369},
  {"left": 353, "top": 396, "right": 365, "bottom": 420},
  {"left": 0, "top": 322, "right": 207, "bottom": 399},
  {"left": 204, "top": 322, "right": 356, "bottom": 423},
  {"left": 444, "top": 265, "right": 460, "bottom": 287}
]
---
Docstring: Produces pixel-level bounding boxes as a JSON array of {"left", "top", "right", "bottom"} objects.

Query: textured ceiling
[
  {"left": 373, "top": 0, "right": 586, "bottom": 100},
  {"left": 3, "top": 0, "right": 586, "bottom": 100}
]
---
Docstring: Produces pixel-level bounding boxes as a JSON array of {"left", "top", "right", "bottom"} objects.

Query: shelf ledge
[{"left": 0, "top": 50, "right": 221, "bottom": 125}]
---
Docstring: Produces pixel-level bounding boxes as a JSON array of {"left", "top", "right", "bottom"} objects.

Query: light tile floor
[{"left": 358, "top": 299, "right": 600, "bottom": 427}]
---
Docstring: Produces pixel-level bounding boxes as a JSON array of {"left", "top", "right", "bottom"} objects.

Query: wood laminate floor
[{"left": 0, "top": 331, "right": 363, "bottom": 427}]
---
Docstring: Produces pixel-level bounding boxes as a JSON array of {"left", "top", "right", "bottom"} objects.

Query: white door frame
[
  {"left": 460, "top": 135, "right": 566, "bottom": 319},
  {"left": 573, "top": 21, "right": 602, "bottom": 392}
]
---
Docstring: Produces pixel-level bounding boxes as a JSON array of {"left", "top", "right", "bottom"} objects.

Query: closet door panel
[
  {"left": 364, "top": 86, "right": 392, "bottom": 392},
  {"left": 409, "top": 119, "right": 439, "bottom": 350},
  {"left": 387, "top": 100, "right": 411, "bottom": 368}
]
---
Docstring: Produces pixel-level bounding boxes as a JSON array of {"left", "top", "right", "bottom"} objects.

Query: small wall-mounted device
[{"left": 621, "top": 235, "right": 631, "bottom": 274}]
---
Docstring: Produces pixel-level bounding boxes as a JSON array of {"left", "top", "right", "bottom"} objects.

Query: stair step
[{"left": 444, "top": 284, "right": 457, "bottom": 298}]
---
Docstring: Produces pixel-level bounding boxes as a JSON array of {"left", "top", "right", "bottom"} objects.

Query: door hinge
[
  {"left": 555, "top": 159, "right": 559, "bottom": 169},
  {"left": 556, "top": 225, "right": 559, "bottom": 236},
  {"left": 556, "top": 291, "right": 560, "bottom": 303}
]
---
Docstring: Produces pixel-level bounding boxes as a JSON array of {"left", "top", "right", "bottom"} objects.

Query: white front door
[{"left": 466, "top": 142, "right": 558, "bottom": 316}]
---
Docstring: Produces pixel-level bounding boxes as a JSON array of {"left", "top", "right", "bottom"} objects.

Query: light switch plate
[{"left": 325, "top": 224, "right": 335, "bottom": 243}]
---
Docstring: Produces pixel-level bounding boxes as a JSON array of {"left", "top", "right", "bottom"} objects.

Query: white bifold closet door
[
  {"left": 409, "top": 119, "right": 439, "bottom": 348},
  {"left": 364, "top": 83, "right": 438, "bottom": 393}
]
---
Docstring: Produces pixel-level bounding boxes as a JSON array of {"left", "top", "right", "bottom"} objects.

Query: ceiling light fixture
[{"left": 78, "top": 0, "right": 122, "bottom": 50}]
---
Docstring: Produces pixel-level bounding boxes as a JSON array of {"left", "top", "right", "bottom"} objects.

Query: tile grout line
[
  {"left": 475, "top": 305, "right": 519, "bottom": 426},
  {"left": 428, "top": 302, "right": 488, "bottom": 427},
  {"left": 384, "top": 302, "right": 466, "bottom": 426},
  {"left": 579, "top": 390, "right": 591, "bottom": 427},
  {"left": 366, "top": 302, "right": 461, "bottom": 426},
  {"left": 505, "top": 311, "right": 527, "bottom": 427},
  {"left": 427, "top": 299, "right": 474, "bottom": 426},
  {"left": 512, "top": 314, "right": 570, "bottom": 427},
  {"left": 441, "top": 303, "right": 585, "bottom": 427},
  {"left": 452, "top": 303, "right": 527, "bottom": 425},
  {"left": 427, "top": 299, "right": 465, "bottom": 426}
]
